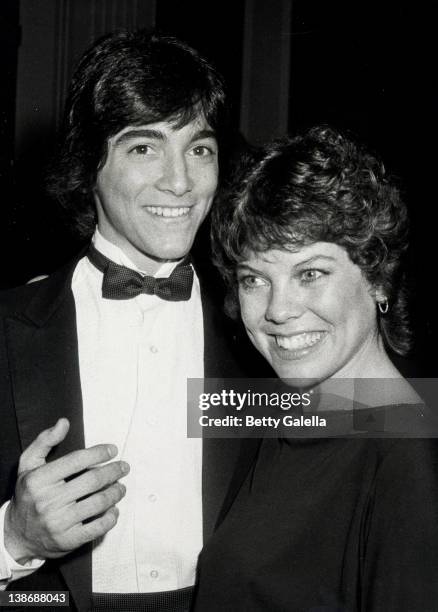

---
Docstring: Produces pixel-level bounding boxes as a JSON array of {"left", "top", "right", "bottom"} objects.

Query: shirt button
[
  {"left": 150, "top": 345, "right": 158, "bottom": 354},
  {"left": 150, "top": 570, "right": 159, "bottom": 579},
  {"left": 148, "top": 416, "right": 157, "bottom": 426},
  {"left": 148, "top": 494, "right": 157, "bottom": 503}
]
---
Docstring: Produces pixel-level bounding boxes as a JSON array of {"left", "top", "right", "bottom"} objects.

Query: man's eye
[
  {"left": 190, "top": 145, "right": 215, "bottom": 157},
  {"left": 130, "top": 144, "right": 153, "bottom": 155},
  {"left": 238, "top": 275, "right": 267, "bottom": 290},
  {"left": 300, "top": 269, "right": 325, "bottom": 283}
]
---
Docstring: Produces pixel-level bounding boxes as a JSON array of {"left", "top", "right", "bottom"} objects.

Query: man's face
[{"left": 94, "top": 115, "right": 218, "bottom": 273}]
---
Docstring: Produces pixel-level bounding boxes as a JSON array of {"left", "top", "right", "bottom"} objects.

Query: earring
[{"left": 377, "top": 297, "right": 389, "bottom": 314}]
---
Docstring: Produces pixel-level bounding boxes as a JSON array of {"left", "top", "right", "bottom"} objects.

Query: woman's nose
[{"left": 265, "top": 286, "right": 305, "bottom": 324}]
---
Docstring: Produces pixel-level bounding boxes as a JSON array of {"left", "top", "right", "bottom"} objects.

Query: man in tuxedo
[{"left": 0, "top": 29, "right": 244, "bottom": 611}]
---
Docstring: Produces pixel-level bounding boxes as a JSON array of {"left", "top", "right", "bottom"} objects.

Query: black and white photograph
[{"left": 0, "top": 1, "right": 437, "bottom": 611}]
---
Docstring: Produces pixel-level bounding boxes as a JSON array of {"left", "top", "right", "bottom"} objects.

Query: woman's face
[{"left": 237, "top": 242, "right": 380, "bottom": 386}]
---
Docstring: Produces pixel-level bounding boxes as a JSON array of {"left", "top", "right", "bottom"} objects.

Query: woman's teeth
[
  {"left": 275, "top": 332, "right": 325, "bottom": 350},
  {"left": 146, "top": 206, "right": 190, "bottom": 217}
]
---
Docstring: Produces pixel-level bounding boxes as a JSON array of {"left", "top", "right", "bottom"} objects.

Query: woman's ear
[
  {"left": 370, "top": 283, "right": 389, "bottom": 314},
  {"left": 374, "top": 287, "right": 389, "bottom": 314}
]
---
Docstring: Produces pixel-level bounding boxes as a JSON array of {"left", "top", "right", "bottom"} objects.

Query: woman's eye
[
  {"left": 238, "top": 275, "right": 267, "bottom": 290},
  {"left": 300, "top": 269, "right": 324, "bottom": 283}
]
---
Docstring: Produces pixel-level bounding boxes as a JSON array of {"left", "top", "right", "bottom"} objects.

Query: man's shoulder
[
  {"left": 0, "top": 280, "right": 46, "bottom": 315},
  {"left": 0, "top": 251, "right": 86, "bottom": 318}
]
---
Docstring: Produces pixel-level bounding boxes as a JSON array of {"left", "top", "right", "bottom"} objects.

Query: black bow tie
[{"left": 86, "top": 245, "right": 194, "bottom": 301}]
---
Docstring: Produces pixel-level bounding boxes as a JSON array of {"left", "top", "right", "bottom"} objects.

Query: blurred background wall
[{"left": 0, "top": 0, "right": 435, "bottom": 372}]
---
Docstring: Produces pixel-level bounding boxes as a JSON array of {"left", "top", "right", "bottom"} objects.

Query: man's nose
[
  {"left": 155, "top": 153, "right": 193, "bottom": 196},
  {"left": 265, "top": 285, "right": 305, "bottom": 324}
]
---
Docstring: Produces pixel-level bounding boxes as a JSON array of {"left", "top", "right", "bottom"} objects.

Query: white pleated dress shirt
[{"left": 0, "top": 230, "right": 204, "bottom": 593}]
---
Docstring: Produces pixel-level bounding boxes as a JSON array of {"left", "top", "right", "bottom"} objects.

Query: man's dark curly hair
[
  {"left": 47, "top": 28, "right": 227, "bottom": 238},
  {"left": 212, "top": 125, "right": 411, "bottom": 356}
]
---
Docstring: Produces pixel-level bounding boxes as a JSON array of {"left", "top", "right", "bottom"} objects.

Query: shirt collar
[{"left": 92, "top": 228, "right": 183, "bottom": 278}]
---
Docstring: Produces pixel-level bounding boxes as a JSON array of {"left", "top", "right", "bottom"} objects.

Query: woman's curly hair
[{"left": 212, "top": 125, "right": 411, "bottom": 355}]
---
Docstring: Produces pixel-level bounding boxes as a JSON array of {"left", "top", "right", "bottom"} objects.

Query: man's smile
[{"left": 145, "top": 206, "right": 191, "bottom": 218}]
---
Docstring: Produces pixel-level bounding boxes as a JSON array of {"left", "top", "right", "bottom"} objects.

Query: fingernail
[
  {"left": 119, "top": 483, "right": 126, "bottom": 495},
  {"left": 49, "top": 420, "right": 61, "bottom": 432},
  {"left": 107, "top": 445, "right": 118, "bottom": 458},
  {"left": 120, "top": 461, "right": 130, "bottom": 474}
]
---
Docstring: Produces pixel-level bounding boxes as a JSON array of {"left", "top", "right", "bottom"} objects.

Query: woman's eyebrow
[
  {"left": 294, "top": 255, "right": 336, "bottom": 266},
  {"left": 238, "top": 255, "right": 336, "bottom": 270},
  {"left": 236, "top": 263, "right": 263, "bottom": 273}
]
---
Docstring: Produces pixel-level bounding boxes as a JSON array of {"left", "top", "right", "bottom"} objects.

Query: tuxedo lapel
[
  {"left": 199, "top": 277, "right": 243, "bottom": 540},
  {"left": 5, "top": 280, "right": 83, "bottom": 457},
  {"left": 200, "top": 271, "right": 238, "bottom": 381},
  {"left": 198, "top": 266, "right": 266, "bottom": 538},
  {"left": 201, "top": 438, "right": 241, "bottom": 541},
  {"left": 214, "top": 438, "right": 261, "bottom": 529},
  {"left": 4, "top": 255, "right": 92, "bottom": 612}
]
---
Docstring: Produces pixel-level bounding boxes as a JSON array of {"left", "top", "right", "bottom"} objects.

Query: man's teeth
[
  {"left": 275, "top": 332, "right": 325, "bottom": 350},
  {"left": 146, "top": 206, "right": 190, "bottom": 217}
]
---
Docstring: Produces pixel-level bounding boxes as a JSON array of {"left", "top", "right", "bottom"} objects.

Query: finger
[
  {"left": 60, "top": 461, "right": 129, "bottom": 505},
  {"left": 71, "top": 507, "right": 120, "bottom": 546},
  {"left": 72, "top": 482, "right": 126, "bottom": 523},
  {"left": 19, "top": 419, "right": 70, "bottom": 473},
  {"left": 41, "top": 444, "right": 119, "bottom": 483}
]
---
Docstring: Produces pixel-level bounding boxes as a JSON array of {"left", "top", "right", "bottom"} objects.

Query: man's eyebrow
[
  {"left": 113, "top": 127, "right": 217, "bottom": 147},
  {"left": 189, "top": 129, "right": 217, "bottom": 142},
  {"left": 114, "top": 129, "right": 165, "bottom": 145}
]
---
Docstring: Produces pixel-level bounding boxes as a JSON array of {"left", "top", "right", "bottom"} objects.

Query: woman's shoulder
[{"left": 350, "top": 399, "right": 438, "bottom": 439}]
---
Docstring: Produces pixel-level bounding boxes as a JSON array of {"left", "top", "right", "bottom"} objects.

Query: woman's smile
[
  {"left": 271, "top": 330, "right": 329, "bottom": 359},
  {"left": 239, "top": 243, "right": 380, "bottom": 384}
]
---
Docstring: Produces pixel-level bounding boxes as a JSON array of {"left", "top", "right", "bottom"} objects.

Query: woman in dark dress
[{"left": 193, "top": 126, "right": 438, "bottom": 611}]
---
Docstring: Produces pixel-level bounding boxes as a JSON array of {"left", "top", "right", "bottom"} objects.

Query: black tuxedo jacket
[{"left": 0, "top": 251, "right": 257, "bottom": 611}]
